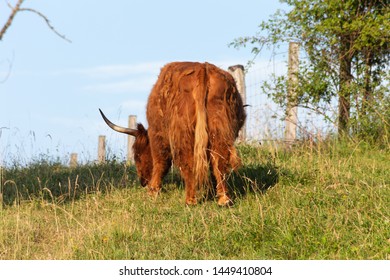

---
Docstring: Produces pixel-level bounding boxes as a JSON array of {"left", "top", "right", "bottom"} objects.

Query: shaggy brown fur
[{"left": 100, "top": 62, "right": 246, "bottom": 206}]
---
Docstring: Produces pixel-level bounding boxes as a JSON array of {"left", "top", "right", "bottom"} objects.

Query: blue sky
[{"left": 0, "top": 0, "right": 286, "bottom": 165}]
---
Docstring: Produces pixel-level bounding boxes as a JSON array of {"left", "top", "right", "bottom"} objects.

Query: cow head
[{"left": 99, "top": 109, "right": 153, "bottom": 187}]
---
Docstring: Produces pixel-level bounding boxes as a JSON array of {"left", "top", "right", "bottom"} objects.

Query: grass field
[{"left": 0, "top": 139, "right": 389, "bottom": 259}]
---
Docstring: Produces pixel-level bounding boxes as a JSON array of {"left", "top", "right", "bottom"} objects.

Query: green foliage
[
  {"left": 231, "top": 0, "right": 390, "bottom": 140},
  {"left": 350, "top": 91, "right": 390, "bottom": 146}
]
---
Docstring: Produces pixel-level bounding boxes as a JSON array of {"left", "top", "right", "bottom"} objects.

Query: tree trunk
[
  {"left": 338, "top": 38, "right": 353, "bottom": 136},
  {"left": 362, "top": 50, "right": 373, "bottom": 116}
]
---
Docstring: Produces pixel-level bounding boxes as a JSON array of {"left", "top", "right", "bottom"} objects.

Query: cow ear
[{"left": 136, "top": 123, "right": 147, "bottom": 135}]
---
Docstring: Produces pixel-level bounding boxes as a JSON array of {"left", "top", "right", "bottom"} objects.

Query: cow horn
[{"left": 99, "top": 109, "right": 138, "bottom": 137}]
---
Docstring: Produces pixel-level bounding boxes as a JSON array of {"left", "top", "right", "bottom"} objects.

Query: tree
[
  {"left": 0, "top": 0, "right": 70, "bottom": 42},
  {"left": 232, "top": 0, "right": 390, "bottom": 139}
]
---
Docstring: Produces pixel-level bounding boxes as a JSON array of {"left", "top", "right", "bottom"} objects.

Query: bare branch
[
  {"left": 0, "top": 0, "right": 25, "bottom": 41},
  {"left": 1, "top": 0, "right": 71, "bottom": 43},
  {"left": 19, "top": 7, "right": 72, "bottom": 43}
]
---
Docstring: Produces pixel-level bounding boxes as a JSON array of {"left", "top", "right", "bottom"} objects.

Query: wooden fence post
[
  {"left": 69, "top": 153, "right": 78, "bottom": 168},
  {"left": 127, "top": 115, "right": 137, "bottom": 164},
  {"left": 285, "top": 42, "right": 299, "bottom": 147},
  {"left": 98, "top": 135, "right": 106, "bottom": 163},
  {"left": 228, "top": 64, "right": 247, "bottom": 141}
]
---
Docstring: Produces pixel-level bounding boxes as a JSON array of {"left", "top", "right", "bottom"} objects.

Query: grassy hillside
[{"left": 0, "top": 139, "right": 389, "bottom": 259}]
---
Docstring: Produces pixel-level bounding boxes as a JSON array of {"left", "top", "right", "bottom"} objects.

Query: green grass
[{"left": 0, "top": 139, "right": 389, "bottom": 259}]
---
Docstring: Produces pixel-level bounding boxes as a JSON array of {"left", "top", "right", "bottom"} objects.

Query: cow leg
[
  {"left": 176, "top": 153, "right": 197, "bottom": 205},
  {"left": 147, "top": 159, "right": 170, "bottom": 198},
  {"left": 209, "top": 147, "right": 235, "bottom": 206},
  {"left": 147, "top": 133, "right": 172, "bottom": 199},
  {"left": 179, "top": 161, "right": 197, "bottom": 205},
  {"left": 181, "top": 167, "right": 197, "bottom": 205}
]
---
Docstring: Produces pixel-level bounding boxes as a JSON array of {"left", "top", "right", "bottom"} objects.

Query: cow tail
[{"left": 193, "top": 64, "right": 210, "bottom": 195}]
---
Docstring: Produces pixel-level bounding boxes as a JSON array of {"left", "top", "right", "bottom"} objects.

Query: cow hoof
[
  {"left": 185, "top": 198, "right": 197, "bottom": 206},
  {"left": 217, "top": 195, "right": 233, "bottom": 207},
  {"left": 147, "top": 187, "right": 160, "bottom": 199}
]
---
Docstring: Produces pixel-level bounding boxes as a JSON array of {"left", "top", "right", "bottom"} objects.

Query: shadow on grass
[
  {"left": 161, "top": 160, "right": 279, "bottom": 199},
  {"left": 230, "top": 163, "right": 279, "bottom": 197},
  {"left": 162, "top": 161, "right": 280, "bottom": 203},
  {"left": 1, "top": 156, "right": 279, "bottom": 206}
]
